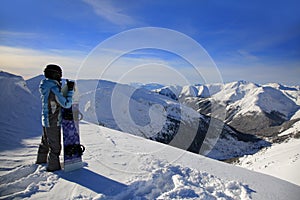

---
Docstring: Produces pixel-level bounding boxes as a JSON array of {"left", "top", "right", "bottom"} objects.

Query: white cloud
[
  {"left": 217, "top": 59, "right": 300, "bottom": 86},
  {"left": 75, "top": 27, "right": 223, "bottom": 85},
  {"left": 0, "top": 45, "right": 85, "bottom": 79},
  {"left": 82, "top": 0, "right": 138, "bottom": 26},
  {"left": 76, "top": 47, "right": 220, "bottom": 85},
  {"left": 0, "top": 31, "right": 37, "bottom": 38}
]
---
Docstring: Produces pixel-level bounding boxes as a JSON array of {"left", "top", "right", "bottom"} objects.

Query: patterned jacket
[{"left": 40, "top": 79, "right": 73, "bottom": 127}]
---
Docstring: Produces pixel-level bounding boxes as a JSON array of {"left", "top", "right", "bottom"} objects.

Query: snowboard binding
[
  {"left": 64, "top": 144, "right": 85, "bottom": 156},
  {"left": 62, "top": 108, "right": 83, "bottom": 121}
]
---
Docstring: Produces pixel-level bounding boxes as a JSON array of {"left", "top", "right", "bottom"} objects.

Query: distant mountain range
[
  {"left": 152, "top": 80, "right": 300, "bottom": 142},
  {"left": 76, "top": 79, "right": 269, "bottom": 160}
]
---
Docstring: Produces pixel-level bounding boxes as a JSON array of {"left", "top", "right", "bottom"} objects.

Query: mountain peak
[{"left": 0, "top": 70, "right": 23, "bottom": 79}]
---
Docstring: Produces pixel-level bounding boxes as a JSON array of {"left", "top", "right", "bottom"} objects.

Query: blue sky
[{"left": 0, "top": 0, "right": 299, "bottom": 85}]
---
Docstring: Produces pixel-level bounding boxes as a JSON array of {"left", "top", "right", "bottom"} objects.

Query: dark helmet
[{"left": 44, "top": 64, "right": 62, "bottom": 81}]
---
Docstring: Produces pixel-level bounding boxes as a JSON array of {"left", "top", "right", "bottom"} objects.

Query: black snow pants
[{"left": 36, "top": 126, "right": 62, "bottom": 171}]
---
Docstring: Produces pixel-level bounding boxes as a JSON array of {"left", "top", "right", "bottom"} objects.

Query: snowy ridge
[
  {"left": 150, "top": 80, "right": 299, "bottom": 119},
  {"left": 153, "top": 84, "right": 210, "bottom": 100},
  {"left": 209, "top": 81, "right": 300, "bottom": 136},
  {"left": 278, "top": 120, "right": 300, "bottom": 137},
  {"left": 79, "top": 80, "right": 201, "bottom": 136},
  {"left": 213, "top": 81, "right": 299, "bottom": 121},
  {"left": 163, "top": 81, "right": 298, "bottom": 118},
  {"left": 26, "top": 74, "right": 44, "bottom": 99},
  {"left": 0, "top": 71, "right": 41, "bottom": 151},
  {"left": 152, "top": 80, "right": 299, "bottom": 137},
  {"left": 263, "top": 83, "right": 300, "bottom": 105}
]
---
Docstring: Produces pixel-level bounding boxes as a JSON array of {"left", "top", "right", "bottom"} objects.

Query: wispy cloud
[
  {"left": 0, "top": 45, "right": 85, "bottom": 79},
  {"left": 74, "top": 27, "right": 223, "bottom": 84},
  {"left": 216, "top": 55, "right": 300, "bottom": 86},
  {"left": 82, "top": 0, "right": 139, "bottom": 27},
  {"left": 0, "top": 31, "right": 37, "bottom": 38}
]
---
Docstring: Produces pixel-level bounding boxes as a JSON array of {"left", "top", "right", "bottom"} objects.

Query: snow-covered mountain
[
  {"left": 153, "top": 84, "right": 210, "bottom": 101},
  {"left": 0, "top": 71, "right": 41, "bottom": 151},
  {"left": 26, "top": 74, "right": 44, "bottom": 99},
  {"left": 0, "top": 71, "right": 300, "bottom": 199},
  {"left": 77, "top": 79, "right": 268, "bottom": 160},
  {"left": 152, "top": 80, "right": 300, "bottom": 141}
]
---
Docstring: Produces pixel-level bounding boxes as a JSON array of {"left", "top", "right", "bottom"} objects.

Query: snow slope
[
  {"left": 25, "top": 74, "right": 44, "bottom": 99},
  {"left": 235, "top": 120, "right": 300, "bottom": 186},
  {"left": 263, "top": 83, "right": 300, "bottom": 106},
  {"left": 1, "top": 122, "right": 300, "bottom": 199},
  {"left": 0, "top": 71, "right": 41, "bottom": 151},
  {"left": 236, "top": 137, "right": 300, "bottom": 186}
]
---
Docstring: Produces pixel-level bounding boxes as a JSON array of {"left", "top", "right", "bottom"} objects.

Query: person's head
[{"left": 44, "top": 64, "right": 62, "bottom": 81}]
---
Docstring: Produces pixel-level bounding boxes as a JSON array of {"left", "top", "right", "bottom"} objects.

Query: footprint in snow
[{"left": 0, "top": 164, "right": 59, "bottom": 199}]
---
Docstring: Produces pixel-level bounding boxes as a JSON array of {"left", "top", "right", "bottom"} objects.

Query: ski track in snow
[
  {"left": 0, "top": 164, "right": 59, "bottom": 199},
  {"left": 236, "top": 138, "right": 300, "bottom": 186}
]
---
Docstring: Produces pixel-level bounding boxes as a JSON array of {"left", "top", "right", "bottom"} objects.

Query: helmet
[{"left": 44, "top": 64, "right": 62, "bottom": 81}]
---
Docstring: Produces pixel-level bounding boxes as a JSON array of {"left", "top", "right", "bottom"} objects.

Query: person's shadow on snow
[{"left": 59, "top": 166, "right": 127, "bottom": 197}]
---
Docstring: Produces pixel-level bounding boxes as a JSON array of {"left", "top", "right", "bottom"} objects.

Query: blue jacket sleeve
[{"left": 51, "top": 86, "right": 73, "bottom": 108}]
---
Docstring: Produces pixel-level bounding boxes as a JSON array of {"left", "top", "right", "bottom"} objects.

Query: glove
[{"left": 66, "top": 79, "right": 75, "bottom": 91}]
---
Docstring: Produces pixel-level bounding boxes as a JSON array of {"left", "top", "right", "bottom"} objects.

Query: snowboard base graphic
[
  {"left": 62, "top": 84, "right": 84, "bottom": 172},
  {"left": 62, "top": 104, "right": 84, "bottom": 172}
]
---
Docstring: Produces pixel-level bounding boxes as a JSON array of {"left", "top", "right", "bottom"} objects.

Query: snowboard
[{"left": 61, "top": 83, "right": 85, "bottom": 172}]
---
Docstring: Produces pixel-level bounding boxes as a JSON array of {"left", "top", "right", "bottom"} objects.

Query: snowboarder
[{"left": 36, "top": 64, "right": 75, "bottom": 172}]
